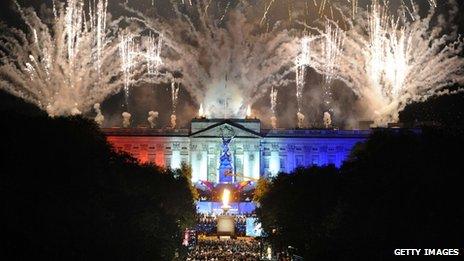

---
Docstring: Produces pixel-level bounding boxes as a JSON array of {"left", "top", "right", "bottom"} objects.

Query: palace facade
[{"left": 103, "top": 119, "right": 370, "bottom": 184}]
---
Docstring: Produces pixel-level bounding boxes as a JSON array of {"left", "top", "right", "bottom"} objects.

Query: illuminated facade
[{"left": 104, "top": 119, "right": 370, "bottom": 183}]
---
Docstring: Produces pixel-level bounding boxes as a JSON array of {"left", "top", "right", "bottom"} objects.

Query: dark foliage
[
  {"left": 257, "top": 128, "right": 463, "bottom": 260},
  {"left": 399, "top": 92, "right": 464, "bottom": 127},
  {"left": 0, "top": 91, "right": 196, "bottom": 260}
]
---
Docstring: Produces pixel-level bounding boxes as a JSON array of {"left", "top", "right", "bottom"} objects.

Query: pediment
[{"left": 190, "top": 121, "right": 262, "bottom": 138}]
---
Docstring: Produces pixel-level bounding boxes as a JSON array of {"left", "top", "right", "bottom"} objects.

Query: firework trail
[
  {"left": 427, "top": 0, "right": 437, "bottom": 8},
  {"left": 145, "top": 34, "right": 163, "bottom": 75},
  {"left": 0, "top": 0, "right": 123, "bottom": 116},
  {"left": 0, "top": 0, "right": 165, "bottom": 116},
  {"left": 321, "top": 20, "right": 344, "bottom": 85},
  {"left": 171, "top": 81, "right": 180, "bottom": 114},
  {"left": 118, "top": 31, "right": 165, "bottom": 108},
  {"left": 312, "top": 0, "right": 436, "bottom": 17},
  {"left": 1, "top": 0, "right": 453, "bottom": 125},
  {"left": 170, "top": 114, "right": 177, "bottom": 128},
  {"left": 270, "top": 86, "right": 278, "bottom": 129},
  {"left": 125, "top": 0, "right": 299, "bottom": 118},
  {"left": 260, "top": 0, "right": 276, "bottom": 25},
  {"left": 119, "top": 33, "right": 136, "bottom": 105},
  {"left": 295, "top": 36, "right": 312, "bottom": 127},
  {"left": 170, "top": 81, "right": 180, "bottom": 128},
  {"left": 309, "top": 0, "right": 464, "bottom": 125},
  {"left": 321, "top": 20, "right": 344, "bottom": 125}
]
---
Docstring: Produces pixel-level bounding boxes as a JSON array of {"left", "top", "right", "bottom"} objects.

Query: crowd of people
[
  {"left": 189, "top": 212, "right": 265, "bottom": 260},
  {"left": 195, "top": 213, "right": 251, "bottom": 236},
  {"left": 187, "top": 238, "right": 261, "bottom": 261}
]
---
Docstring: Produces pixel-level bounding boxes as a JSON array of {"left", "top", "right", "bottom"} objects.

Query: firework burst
[
  {"left": 125, "top": 0, "right": 299, "bottom": 118},
  {"left": 310, "top": 0, "right": 464, "bottom": 125},
  {"left": 0, "top": 0, "right": 124, "bottom": 116}
]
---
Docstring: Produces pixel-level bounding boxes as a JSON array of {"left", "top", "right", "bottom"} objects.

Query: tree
[
  {"left": 335, "top": 128, "right": 463, "bottom": 259},
  {"left": 0, "top": 91, "right": 196, "bottom": 260},
  {"left": 256, "top": 166, "right": 342, "bottom": 259},
  {"left": 253, "top": 177, "right": 271, "bottom": 203},
  {"left": 178, "top": 162, "right": 200, "bottom": 201},
  {"left": 257, "top": 128, "right": 464, "bottom": 260}
]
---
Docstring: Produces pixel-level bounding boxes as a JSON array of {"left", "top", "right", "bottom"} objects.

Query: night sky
[{"left": 1, "top": 0, "right": 463, "bottom": 128}]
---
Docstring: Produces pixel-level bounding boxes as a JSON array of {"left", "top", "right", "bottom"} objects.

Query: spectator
[{"left": 187, "top": 238, "right": 260, "bottom": 261}]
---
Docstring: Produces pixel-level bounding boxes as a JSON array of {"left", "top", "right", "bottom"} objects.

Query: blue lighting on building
[{"left": 104, "top": 119, "right": 371, "bottom": 183}]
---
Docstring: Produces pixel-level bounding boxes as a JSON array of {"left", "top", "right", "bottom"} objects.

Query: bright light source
[
  {"left": 222, "top": 189, "right": 230, "bottom": 207},
  {"left": 246, "top": 105, "right": 252, "bottom": 118},
  {"left": 199, "top": 103, "right": 204, "bottom": 117}
]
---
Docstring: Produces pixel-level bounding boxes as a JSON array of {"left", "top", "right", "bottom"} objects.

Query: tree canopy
[
  {"left": 257, "top": 128, "right": 463, "bottom": 260},
  {"left": 0, "top": 91, "right": 196, "bottom": 260}
]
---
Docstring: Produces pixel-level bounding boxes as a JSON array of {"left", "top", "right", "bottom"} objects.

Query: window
[
  {"left": 235, "top": 158, "right": 243, "bottom": 171},
  {"left": 148, "top": 153, "right": 156, "bottom": 163},
  {"left": 279, "top": 157, "right": 286, "bottom": 171},
  {"left": 295, "top": 155, "right": 304, "bottom": 167},
  {"left": 311, "top": 155, "right": 319, "bottom": 166},
  {"left": 235, "top": 158, "right": 243, "bottom": 181},
  {"left": 207, "top": 156, "right": 217, "bottom": 182},
  {"left": 249, "top": 154, "right": 255, "bottom": 161},
  {"left": 327, "top": 155, "right": 336, "bottom": 165},
  {"left": 264, "top": 158, "right": 270, "bottom": 169},
  {"left": 181, "top": 157, "right": 188, "bottom": 164}
]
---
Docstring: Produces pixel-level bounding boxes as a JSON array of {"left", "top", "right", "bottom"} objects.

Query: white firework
[
  {"left": 118, "top": 31, "right": 165, "bottom": 107},
  {"left": 270, "top": 86, "right": 278, "bottom": 129},
  {"left": 295, "top": 36, "right": 312, "bottom": 125},
  {"left": 312, "top": 1, "right": 464, "bottom": 125},
  {"left": 119, "top": 33, "right": 137, "bottom": 104},
  {"left": 0, "top": 0, "right": 124, "bottom": 116},
  {"left": 125, "top": 0, "right": 299, "bottom": 118},
  {"left": 171, "top": 81, "right": 180, "bottom": 114}
]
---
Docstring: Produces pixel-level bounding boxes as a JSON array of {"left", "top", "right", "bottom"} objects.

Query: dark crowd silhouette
[
  {"left": 187, "top": 238, "right": 261, "bottom": 261},
  {"left": 196, "top": 213, "right": 251, "bottom": 236}
]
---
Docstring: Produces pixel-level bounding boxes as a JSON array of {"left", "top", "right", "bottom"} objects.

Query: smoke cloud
[
  {"left": 148, "top": 110, "right": 159, "bottom": 128},
  {"left": 122, "top": 112, "right": 131, "bottom": 127},
  {"left": 94, "top": 103, "right": 105, "bottom": 126}
]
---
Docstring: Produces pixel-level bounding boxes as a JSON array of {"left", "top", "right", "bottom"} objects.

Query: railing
[
  {"left": 262, "top": 129, "right": 372, "bottom": 137},
  {"left": 102, "top": 127, "right": 190, "bottom": 136}
]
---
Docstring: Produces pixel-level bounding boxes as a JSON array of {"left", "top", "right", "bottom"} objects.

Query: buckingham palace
[{"left": 103, "top": 118, "right": 370, "bottom": 184}]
